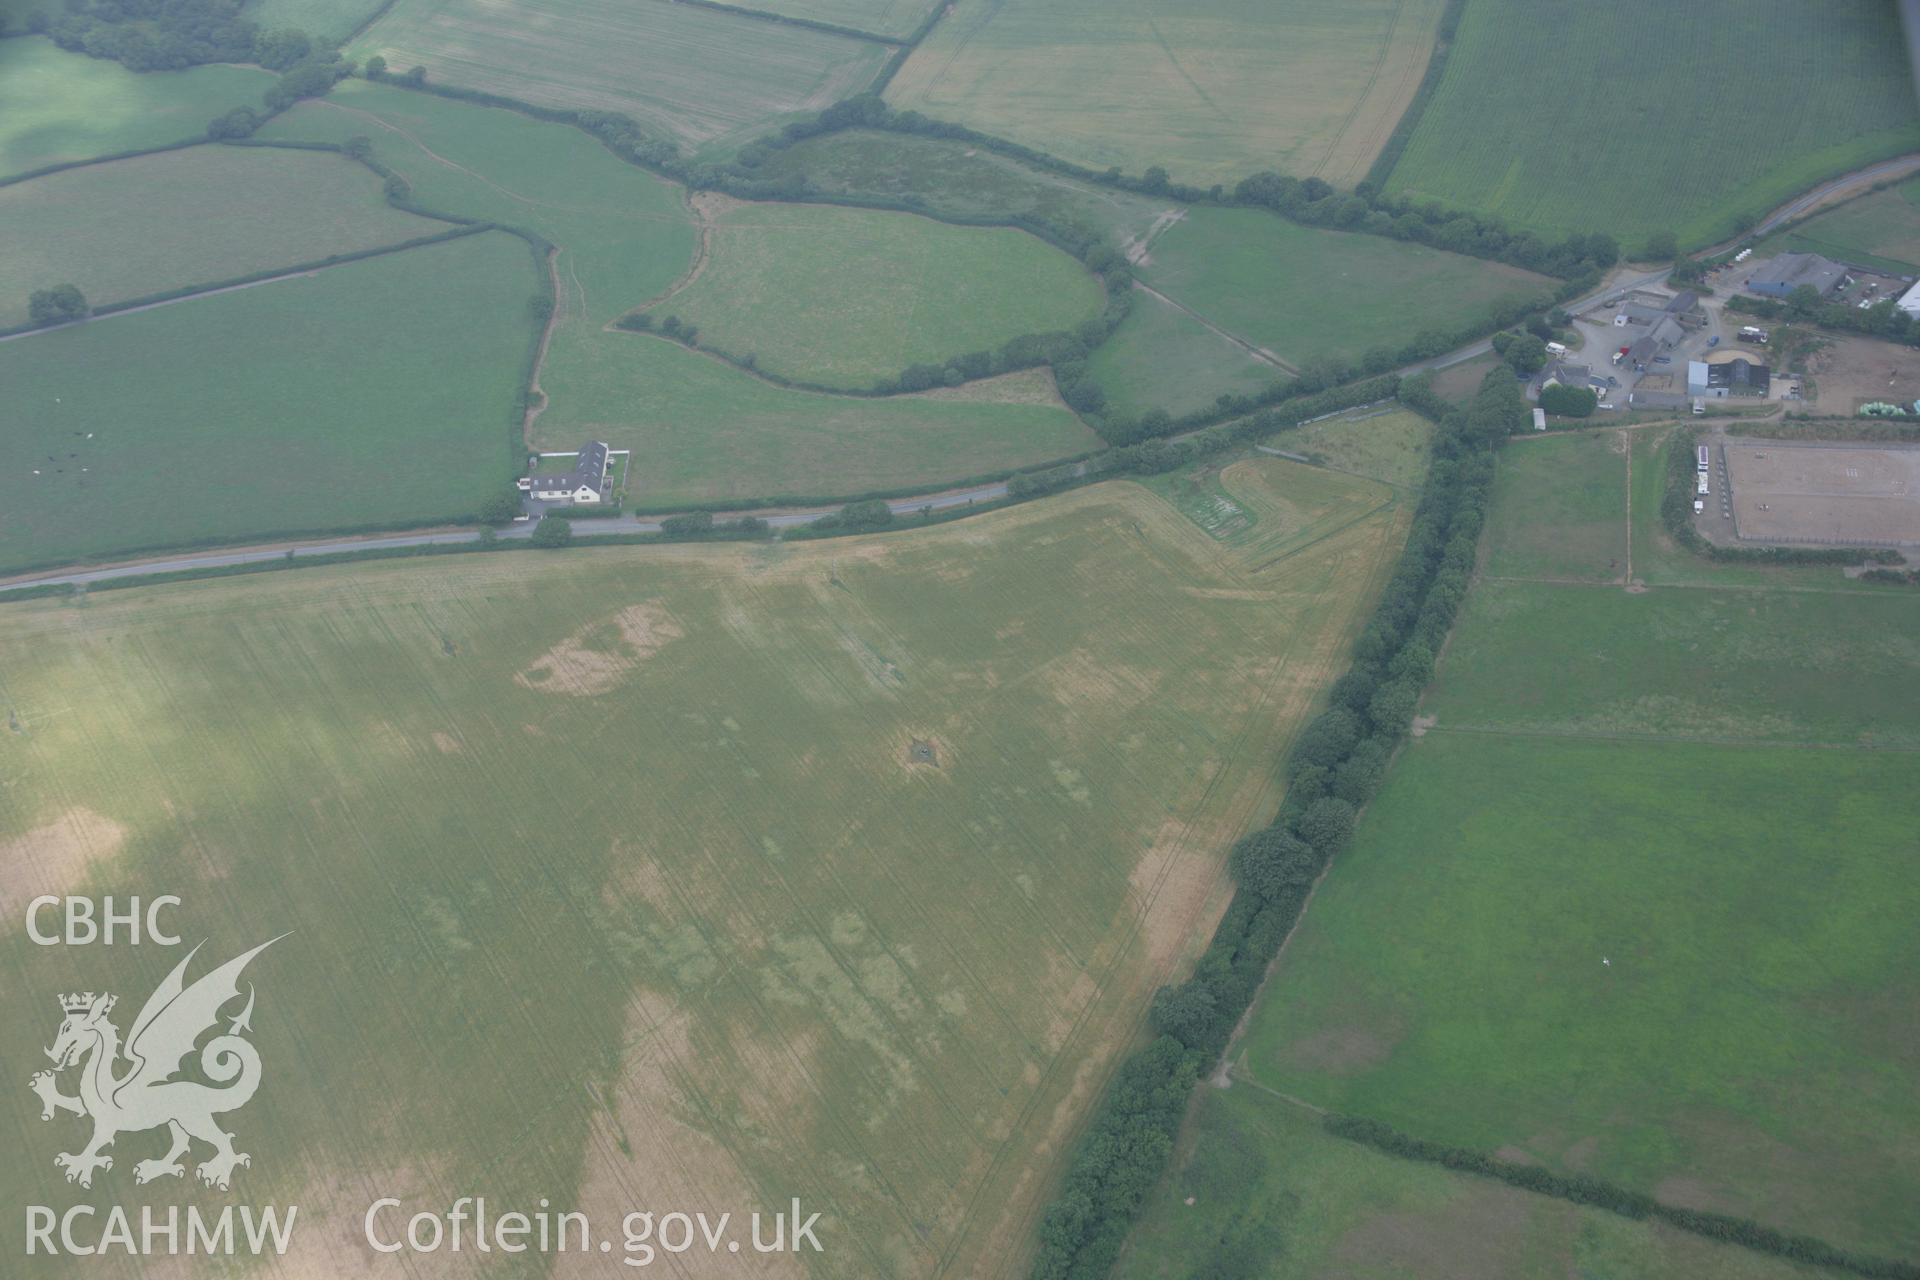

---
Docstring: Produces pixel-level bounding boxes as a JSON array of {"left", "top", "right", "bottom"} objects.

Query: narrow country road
[
  {"left": 1, "top": 482, "right": 1017, "bottom": 591},
  {"left": 10, "top": 152, "right": 1914, "bottom": 597}
]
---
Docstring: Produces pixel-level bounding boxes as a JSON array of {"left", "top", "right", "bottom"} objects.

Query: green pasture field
[
  {"left": 1483, "top": 429, "right": 1629, "bottom": 582},
  {"left": 1118, "top": 1086, "right": 1835, "bottom": 1280},
  {"left": 1086, "top": 289, "right": 1280, "bottom": 419},
  {"left": 1236, "top": 731, "right": 1920, "bottom": 1260},
  {"left": 259, "top": 83, "right": 1099, "bottom": 504},
  {"left": 1428, "top": 578, "right": 1920, "bottom": 748},
  {"left": 245, "top": 0, "right": 389, "bottom": 41},
  {"left": 1757, "top": 178, "right": 1920, "bottom": 274},
  {"left": 886, "top": 0, "right": 1449, "bottom": 186},
  {"left": 1287, "top": 407, "right": 1435, "bottom": 490},
  {"left": 350, "top": 0, "right": 887, "bottom": 151},
  {"left": 0, "top": 144, "right": 442, "bottom": 328},
  {"left": 536, "top": 333, "right": 1100, "bottom": 504},
  {"left": 755, "top": 128, "right": 1172, "bottom": 249},
  {"left": 1136, "top": 208, "right": 1554, "bottom": 369},
  {"left": 742, "top": 0, "right": 937, "bottom": 38},
  {"left": 643, "top": 201, "right": 1104, "bottom": 389},
  {"left": 0, "top": 37, "right": 271, "bottom": 180},
  {"left": 255, "top": 80, "right": 699, "bottom": 320},
  {"left": 1428, "top": 349, "right": 1501, "bottom": 404},
  {"left": 0, "top": 468, "right": 1406, "bottom": 1277},
  {"left": 0, "top": 232, "right": 537, "bottom": 573},
  {"left": 1383, "top": 0, "right": 1920, "bottom": 249}
]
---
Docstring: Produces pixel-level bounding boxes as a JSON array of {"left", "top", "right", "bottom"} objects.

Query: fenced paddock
[{"left": 1723, "top": 437, "right": 1920, "bottom": 546}]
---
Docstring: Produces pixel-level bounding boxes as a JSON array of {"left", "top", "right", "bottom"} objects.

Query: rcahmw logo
[{"left": 24, "top": 936, "right": 300, "bottom": 1259}]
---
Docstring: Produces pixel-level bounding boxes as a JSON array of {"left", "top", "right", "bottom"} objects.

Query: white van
[{"left": 1545, "top": 341, "right": 1568, "bottom": 356}]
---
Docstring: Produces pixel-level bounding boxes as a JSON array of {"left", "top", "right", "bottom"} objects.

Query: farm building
[
  {"left": 1747, "top": 252, "right": 1846, "bottom": 299},
  {"left": 1897, "top": 280, "right": 1920, "bottom": 317},
  {"left": 528, "top": 441, "right": 612, "bottom": 503},
  {"left": 1533, "top": 360, "right": 1610, "bottom": 401},
  {"left": 1690, "top": 357, "right": 1770, "bottom": 398},
  {"left": 1626, "top": 316, "right": 1686, "bottom": 366}
]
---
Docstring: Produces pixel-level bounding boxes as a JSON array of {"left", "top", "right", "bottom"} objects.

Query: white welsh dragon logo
[{"left": 29, "top": 937, "right": 284, "bottom": 1191}]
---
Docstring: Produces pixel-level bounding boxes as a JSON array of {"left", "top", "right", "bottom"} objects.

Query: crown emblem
[{"left": 60, "top": 992, "right": 113, "bottom": 1015}]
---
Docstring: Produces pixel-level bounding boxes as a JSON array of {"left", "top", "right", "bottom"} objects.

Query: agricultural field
[
  {"left": 1482, "top": 429, "right": 1629, "bottom": 582},
  {"left": 1756, "top": 177, "right": 1920, "bottom": 274},
  {"left": 1136, "top": 207, "right": 1554, "bottom": 369},
  {"left": 244, "top": 0, "right": 389, "bottom": 42},
  {"left": 1086, "top": 289, "right": 1280, "bottom": 418},
  {"left": 1213, "top": 421, "right": 1920, "bottom": 1269},
  {"left": 1118, "top": 1086, "right": 1836, "bottom": 1280},
  {"left": 886, "top": 0, "right": 1450, "bottom": 186},
  {"left": 1286, "top": 406, "right": 1435, "bottom": 490},
  {"left": 0, "top": 465, "right": 1406, "bottom": 1277},
  {"left": 0, "top": 37, "right": 272, "bottom": 179},
  {"left": 0, "top": 232, "right": 538, "bottom": 574},
  {"left": 742, "top": 0, "right": 938, "bottom": 39},
  {"left": 1382, "top": 0, "right": 1920, "bottom": 249},
  {"left": 535, "top": 332, "right": 1099, "bottom": 504},
  {"left": 640, "top": 201, "right": 1104, "bottom": 389},
  {"left": 756, "top": 128, "right": 1172, "bottom": 250},
  {"left": 350, "top": 0, "right": 888, "bottom": 151},
  {"left": 0, "top": 144, "right": 443, "bottom": 328}
]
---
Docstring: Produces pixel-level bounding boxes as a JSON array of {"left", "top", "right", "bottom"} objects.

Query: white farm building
[{"left": 525, "top": 441, "right": 612, "bottom": 504}]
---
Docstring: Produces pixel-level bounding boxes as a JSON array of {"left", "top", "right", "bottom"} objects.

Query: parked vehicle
[
  {"left": 1694, "top": 498, "right": 1706, "bottom": 514},
  {"left": 1707, "top": 335, "right": 1720, "bottom": 347},
  {"left": 1654, "top": 356, "right": 1672, "bottom": 365},
  {"left": 1693, "top": 399, "right": 1706, "bottom": 416},
  {"left": 1545, "top": 341, "right": 1568, "bottom": 356}
]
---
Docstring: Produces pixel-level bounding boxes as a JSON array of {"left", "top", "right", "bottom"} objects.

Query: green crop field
[
  {"left": 887, "top": 0, "right": 1450, "bottom": 186},
  {"left": 0, "top": 466, "right": 1406, "bottom": 1276},
  {"left": 0, "top": 38, "right": 272, "bottom": 180},
  {"left": 1429, "top": 579, "right": 1920, "bottom": 748},
  {"left": 0, "top": 144, "right": 443, "bottom": 327},
  {"left": 245, "top": 0, "right": 389, "bottom": 41},
  {"left": 757, "top": 128, "right": 1173, "bottom": 250},
  {"left": 1482, "top": 430, "right": 1630, "bottom": 582},
  {"left": 536, "top": 334, "right": 1099, "bottom": 504},
  {"left": 640, "top": 201, "right": 1104, "bottom": 389},
  {"left": 0, "top": 232, "right": 538, "bottom": 574},
  {"left": 743, "top": 0, "right": 938, "bottom": 38},
  {"left": 351, "top": 0, "right": 888, "bottom": 151},
  {"left": 1383, "top": 0, "right": 1920, "bottom": 249},
  {"left": 1758, "top": 177, "right": 1920, "bottom": 274},
  {"left": 1210, "top": 421, "right": 1920, "bottom": 1267},
  {"left": 1137, "top": 208, "right": 1553, "bottom": 369},
  {"left": 1086, "top": 289, "right": 1280, "bottom": 418},
  {"left": 1119, "top": 1086, "right": 1833, "bottom": 1280}
]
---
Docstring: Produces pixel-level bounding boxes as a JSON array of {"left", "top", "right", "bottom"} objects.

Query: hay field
[
  {"left": 0, "top": 37, "right": 271, "bottom": 179},
  {"left": 0, "top": 232, "right": 538, "bottom": 573},
  {"left": 1383, "top": 0, "right": 1920, "bottom": 248},
  {"left": 1219, "top": 424, "right": 1920, "bottom": 1265},
  {"left": 886, "top": 0, "right": 1449, "bottom": 186},
  {"left": 744, "top": 0, "right": 938, "bottom": 39},
  {"left": 0, "top": 464, "right": 1407, "bottom": 1277},
  {"left": 1120, "top": 1086, "right": 1831, "bottom": 1280},
  {"left": 1137, "top": 207, "right": 1553, "bottom": 368},
  {"left": 351, "top": 0, "right": 888, "bottom": 149},
  {"left": 645, "top": 202, "right": 1104, "bottom": 388},
  {"left": 0, "top": 145, "right": 443, "bottom": 327}
]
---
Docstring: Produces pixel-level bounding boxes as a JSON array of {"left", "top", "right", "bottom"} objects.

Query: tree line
[
  {"left": 32, "top": 0, "right": 317, "bottom": 73},
  {"left": 1028, "top": 385, "right": 1499, "bottom": 1279}
]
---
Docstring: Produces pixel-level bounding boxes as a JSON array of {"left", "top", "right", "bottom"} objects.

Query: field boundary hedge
[
  {"left": 1027, "top": 391, "right": 1495, "bottom": 1279},
  {"left": 867, "top": 0, "right": 948, "bottom": 94},
  {"left": 1324, "top": 1114, "right": 1920, "bottom": 1280}
]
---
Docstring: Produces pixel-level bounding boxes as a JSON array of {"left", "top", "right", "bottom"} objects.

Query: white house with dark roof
[{"left": 524, "top": 441, "right": 612, "bottom": 504}]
